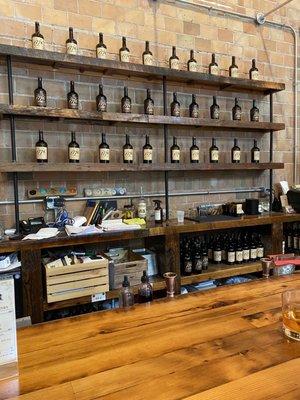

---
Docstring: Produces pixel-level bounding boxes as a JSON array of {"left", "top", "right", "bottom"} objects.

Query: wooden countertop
[{"left": 1, "top": 274, "right": 299, "bottom": 399}]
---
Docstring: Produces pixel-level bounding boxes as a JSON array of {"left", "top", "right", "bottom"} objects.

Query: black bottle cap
[{"left": 122, "top": 275, "right": 130, "bottom": 287}]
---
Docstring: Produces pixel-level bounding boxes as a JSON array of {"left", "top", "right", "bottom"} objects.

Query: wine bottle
[
  {"left": 67, "top": 81, "right": 79, "bottom": 109},
  {"left": 189, "top": 94, "right": 199, "bottom": 118},
  {"left": 251, "top": 139, "right": 260, "bottom": 163},
  {"left": 187, "top": 50, "right": 197, "bottom": 72},
  {"left": 193, "top": 243, "right": 203, "bottom": 273},
  {"left": 66, "top": 27, "right": 78, "bottom": 55},
  {"left": 96, "top": 33, "right": 107, "bottom": 59},
  {"left": 142, "top": 41, "right": 154, "bottom": 66},
  {"left": 34, "top": 77, "right": 47, "bottom": 107},
  {"left": 121, "top": 87, "right": 131, "bottom": 113},
  {"left": 169, "top": 46, "right": 179, "bottom": 70},
  {"left": 249, "top": 59, "right": 259, "bottom": 80},
  {"left": 250, "top": 235, "right": 257, "bottom": 261},
  {"left": 256, "top": 235, "right": 264, "bottom": 260},
  {"left": 250, "top": 100, "right": 259, "bottom": 122},
  {"left": 235, "top": 237, "right": 243, "bottom": 264},
  {"left": 96, "top": 84, "right": 107, "bottom": 112},
  {"left": 143, "top": 135, "right": 153, "bottom": 164},
  {"left": 138, "top": 271, "right": 153, "bottom": 303},
  {"left": 35, "top": 130, "right": 48, "bottom": 163},
  {"left": 209, "top": 138, "right": 219, "bottom": 163},
  {"left": 99, "top": 133, "right": 110, "bottom": 163},
  {"left": 32, "top": 21, "right": 44, "bottom": 50},
  {"left": 231, "top": 138, "right": 241, "bottom": 163},
  {"left": 213, "top": 236, "right": 222, "bottom": 264},
  {"left": 229, "top": 56, "right": 238, "bottom": 78},
  {"left": 123, "top": 134, "right": 133, "bottom": 163},
  {"left": 190, "top": 137, "right": 199, "bottom": 163},
  {"left": 209, "top": 53, "right": 219, "bottom": 75},
  {"left": 68, "top": 131, "right": 80, "bottom": 163},
  {"left": 170, "top": 137, "right": 180, "bottom": 163},
  {"left": 232, "top": 97, "right": 242, "bottom": 121},
  {"left": 227, "top": 239, "right": 236, "bottom": 265},
  {"left": 243, "top": 235, "right": 250, "bottom": 262},
  {"left": 119, "top": 36, "right": 130, "bottom": 62},
  {"left": 210, "top": 96, "right": 219, "bottom": 119},
  {"left": 171, "top": 92, "right": 180, "bottom": 117},
  {"left": 183, "top": 246, "right": 193, "bottom": 275},
  {"left": 144, "top": 89, "right": 154, "bottom": 115}
]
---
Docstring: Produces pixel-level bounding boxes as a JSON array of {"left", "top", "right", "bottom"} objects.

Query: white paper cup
[{"left": 177, "top": 210, "right": 184, "bottom": 223}]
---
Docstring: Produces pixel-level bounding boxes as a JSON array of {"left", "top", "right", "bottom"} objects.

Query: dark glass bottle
[
  {"left": 249, "top": 59, "right": 259, "bottom": 80},
  {"left": 235, "top": 237, "right": 243, "bottom": 264},
  {"left": 250, "top": 100, "right": 259, "bottom": 122},
  {"left": 144, "top": 89, "right": 154, "bottom": 115},
  {"left": 35, "top": 130, "right": 48, "bottom": 163},
  {"left": 143, "top": 135, "right": 153, "bottom": 164},
  {"left": 171, "top": 92, "right": 180, "bottom": 117},
  {"left": 119, "top": 275, "right": 134, "bottom": 308},
  {"left": 171, "top": 136, "right": 180, "bottom": 163},
  {"left": 96, "top": 33, "right": 107, "bottom": 59},
  {"left": 227, "top": 239, "right": 236, "bottom": 265},
  {"left": 169, "top": 46, "right": 179, "bottom": 69},
  {"left": 99, "top": 133, "right": 110, "bottom": 163},
  {"left": 213, "top": 236, "right": 222, "bottom": 264},
  {"left": 231, "top": 138, "right": 241, "bottom": 163},
  {"left": 209, "top": 138, "right": 219, "bottom": 163},
  {"left": 250, "top": 235, "right": 258, "bottom": 261},
  {"left": 202, "top": 244, "right": 209, "bottom": 270},
  {"left": 210, "top": 96, "right": 219, "bottom": 119},
  {"left": 121, "top": 87, "right": 131, "bottom": 113},
  {"left": 251, "top": 139, "right": 260, "bottom": 163},
  {"left": 256, "top": 235, "right": 264, "bottom": 260},
  {"left": 96, "top": 84, "right": 107, "bottom": 112},
  {"left": 229, "top": 56, "right": 238, "bottom": 78},
  {"left": 189, "top": 94, "right": 199, "bottom": 118},
  {"left": 243, "top": 235, "right": 250, "bottom": 263},
  {"left": 193, "top": 243, "right": 203, "bottom": 274},
  {"left": 187, "top": 50, "right": 197, "bottom": 72},
  {"left": 123, "top": 134, "right": 133, "bottom": 163},
  {"left": 183, "top": 244, "right": 192, "bottom": 275},
  {"left": 232, "top": 98, "right": 242, "bottom": 121},
  {"left": 68, "top": 131, "right": 80, "bottom": 163},
  {"left": 34, "top": 77, "right": 47, "bottom": 107},
  {"left": 32, "top": 21, "right": 44, "bottom": 50},
  {"left": 138, "top": 271, "right": 153, "bottom": 303},
  {"left": 66, "top": 27, "right": 77, "bottom": 55},
  {"left": 142, "top": 41, "right": 153, "bottom": 66},
  {"left": 67, "top": 81, "right": 79, "bottom": 109},
  {"left": 119, "top": 36, "right": 130, "bottom": 62},
  {"left": 190, "top": 137, "right": 199, "bottom": 163},
  {"left": 209, "top": 53, "right": 219, "bottom": 75}
]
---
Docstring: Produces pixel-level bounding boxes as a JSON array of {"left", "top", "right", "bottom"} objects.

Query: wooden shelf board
[
  {"left": 0, "top": 44, "right": 285, "bottom": 94},
  {"left": 181, "top": 262, "right": 262, "bottom": 285},
  {"left": 0, "top": 105, "right": 285, "bottom": 132},
  {"left": 0, "top": 162, "right": 284, "bottom": 173}
]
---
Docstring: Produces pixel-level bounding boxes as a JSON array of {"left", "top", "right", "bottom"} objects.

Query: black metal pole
[
  {"left": 269, "top": 91, "right": 273, "bottom": 211},
  {"left": 6, "top": 55, "right": 20, "bottom": 232},
  {"left": 163, "top": 76, "right": 169, "bottom": 220}
]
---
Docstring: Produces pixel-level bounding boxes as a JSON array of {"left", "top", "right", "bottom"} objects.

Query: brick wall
[{"left": 0, "top": 0, "right": 299, "bottom": 228}]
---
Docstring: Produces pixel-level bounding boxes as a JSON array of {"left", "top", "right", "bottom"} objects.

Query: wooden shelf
[
  {"left": 0, "top": 162, "right": 284, "bottom": 173},
  {"left": 0, "top": 44, "right": 285, "bottom": 94},
  {"left": 181, "top": 261, "right": 262, "bottom": 285},
  {"left": 0, "top": 105, "right": 285, "bottom": 132}
]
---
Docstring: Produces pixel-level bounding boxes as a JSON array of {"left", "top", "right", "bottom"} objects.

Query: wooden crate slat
[
  {"left": 47, "top": 276, "right": 108, "bottom": 293},
  {"left": 46, "top": 269, "right": 108, "bottom": 285},
  {"left": 45, "top": 259, "right": 108, "bottom": 276},
  {"left": 47, "top": 284, "right": 109, "bottom": 303}
]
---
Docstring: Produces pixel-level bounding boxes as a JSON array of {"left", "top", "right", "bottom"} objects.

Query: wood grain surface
[{"left": 1, "top": 274, "right": 299, "bottom": 399}]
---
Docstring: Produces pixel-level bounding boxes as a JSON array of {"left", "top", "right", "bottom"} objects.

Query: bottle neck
[
  {"left": 69, "top": 28, "right": 74, "bottom": 40},
  {"left": 70, "top": 81, "right": 74, "bottom": 92},
  {"left": 192, "top": 94, "right": 196, "bottom": 103},
  {"left": 35, "top": 22, "right": 40, "bottom": 35},
  {"left": 172, "top": 46, "right": 176, "bottom": 57},
  {"left": 232, "top": 56, "right": 235, "bottom": 65},
  {"left": 254, "top": 139, "right": 257, "bottom": 147},
  {"left": 190, "top": 50, "right": 194, "bottom": 59},
  {"left": 173, "top": 93, "right": 177, "bottom": 101},
  {"left": 126, "top": 134, "right": 130, "bottom": 145},
  {"left": 173, "top": 137, "right": 177, "bottom": 145},
  {"left": 99, "top": 85, "right": 103, "bottom": 95},
  {"left": 252, "top": 59, "right": 256, "bottom": 68},
  {"left": 145, "top": 135, "right": 149, "bottom": 145},
  {"left": 102, "top": 133, "right": 106, "bottom": 143},
  {"left": 192, "top": 137, "right": 196, "bottom": 146},
  {"left": 212, "top": 138, "right": 216, "bottom": 146},
  {"left": 99, "top": 33, "right": 103, "bottom": 44},
  {"left": 234, "top": 139, "right": 238, "bottom": 146},
  {"left": 212, "top": 53, "right": 216, "bottom": 63},
  {"left": 145, "top": 41, "right": 149, "bottom": 52},
  {"left": 147, "top": 89, "right": 151, "bottom": 99},
  {"left": 122, "top": 37, "right": 126, "bottom": 48},
  {"left": 38, "top": 78, "right": 42, "bottom": 89},
  {"left": 235, "top": 98, "right": 239, "bottom": 106},
  {"left": 253, "top": 100, "right": 256, "bottom": 107},
  {"left": 71, "top": 132, "right": 76, "bottom": 141},
  {"left": 38, "top": 131, "right": 43, "bottom": 141},
  {"left": 213, "top": 96, "right": 217, "bottom": 105},
  {"left": 124, "top": 87, "right": 128, "bottom": 97}
]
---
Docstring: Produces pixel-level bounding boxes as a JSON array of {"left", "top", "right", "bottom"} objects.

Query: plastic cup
[{"left": 177, "top": 210, "right": 184, "bottom": 223}]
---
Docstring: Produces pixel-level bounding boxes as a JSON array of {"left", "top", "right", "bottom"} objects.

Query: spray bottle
[{"left": 153, "top": 200, "right": 163, "bottom": 224}]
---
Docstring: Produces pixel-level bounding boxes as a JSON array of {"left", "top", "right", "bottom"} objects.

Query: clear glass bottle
[
  {"left": 138, "top": 271, "right": 153, "bottom": 303},
  {"left": 119, "top": 275, "right": 134, "bottom": 308}
]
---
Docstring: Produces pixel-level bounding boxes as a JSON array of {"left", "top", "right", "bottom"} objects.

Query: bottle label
[
  {"left": 251, "top": 70, "right": 259, "bottom": 80},
  {"left": 191, "top": 149, "right": 199, "bottom": 161},
  {"left": 293, "top": 237, "right": 298, "bottom": 248},
  {"left": 143, "top": 54, "right": 154, "bottom": 66},
  {"left": 120, "top": 50, "right": 130, "bottom": 62},
  {"left": 184, "top": 261, "right": 193, "bottom": 273},
  {"left": 66, "top": 42, "right": 78, "bottom": 55},
  {"left": 35, "top": 93, "right": 46, "bottom": 107},
  {"left": 233, "top": 150, "right": 241, "bottom": 161},
  {"left": 172, "top": 149, "right": 180, "bottom": 161},
  {"left": 138, "top": 203, "right": 147, "bottom": 218},
  {"left": 143, "top": 149, "right": 153, "bottom": 162},
  {"left": 170, "top": 59, "right": 179, "bottom": 70},
  {"left": 213, "top": 250, "right": 222, "bottom": 262},
  {"left": 145, "top": 103, "right": 154, "bottom": 115},
  {"left": 257, "top": 247, "right": 264, "bottom": 258},
  {"left": 68, "top": 94, "right": 78, "bottom": 109},
  {"left": 96, "top": 47, "right": 107, "bottom": 59},
  {"left": 227, "top": 251, "right": 235, "bottom": 263},
  {"left": 230, "top": 67, "right": 238, "bottom": 78},
  {"left": 36, "top": 146, "right": 47, "bottom": 160},
  {"left": 155, "top": 209, "right": 162, "bottom": 222},
  {"left": 210, "top": 65, "right": 219, "bottom": 75},
  {"left": 97, "top": 98, "right": 107, "bottom": 112},
  {"left": 190, "top": 107, "right": 199, "bottom": 118},
  {"left": 122, "top": 99, "right": 131, "bottom": 113},
  {"left": 188, "top": 61, "right": 197, "bottom": 72},
  {"left": 69, "top": 147, "right": 80, "bottom": 161},
  {"left": 250, "top": 248, "right": 257, "bottom": 259},
  {"left": 253, "top": 150, "right": 260, "bottom": 161},
  {"left": 202, "top": 256, "right": 209, "bottom": 268},
  {"left": 236, "top": 250, "right": 243, "bottom": 261},
  {"left": 243, "top": 249, "right": 250, "bottom": 260},
  {"left": 194, "top": 258, "right": 203, "bottom": 271},
  {"left": 212, "top": 108, "right": 219, "bottom": 119},
  {"left": 234, "top": 109, "right": 241, "bottom": 120},
  {"left": 124, "top": 148, "right": 133, "bottom": 161},
  {"left": 32, "top": 36, "right": 44, "bottom": 50},
  {"left": 211, "top": 149, "right": 219, "bottom": 161},
  {"left": 287, "top": 235, "right": 292, "bottom": 247},
  {"left": 172, "top": 104, "right": 180, "bottom": 117},
  {"left": 99, "top": 148, "right": 110, "bottom": 161},
  {"left": 252, "top": 110, "right": 259, "bottom": 122}
]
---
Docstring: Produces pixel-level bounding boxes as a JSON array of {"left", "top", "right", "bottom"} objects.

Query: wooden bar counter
[{"left": 1, "top": 274, "right": 299, "bottom": 399}]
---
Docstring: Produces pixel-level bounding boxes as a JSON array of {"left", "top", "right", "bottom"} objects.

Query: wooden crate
[
  {"left": 106, "top": 249, "right": 148, "bottom": 289},
  {"left": 44, "top": 256, "right": 109, "bottom": 303}
]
